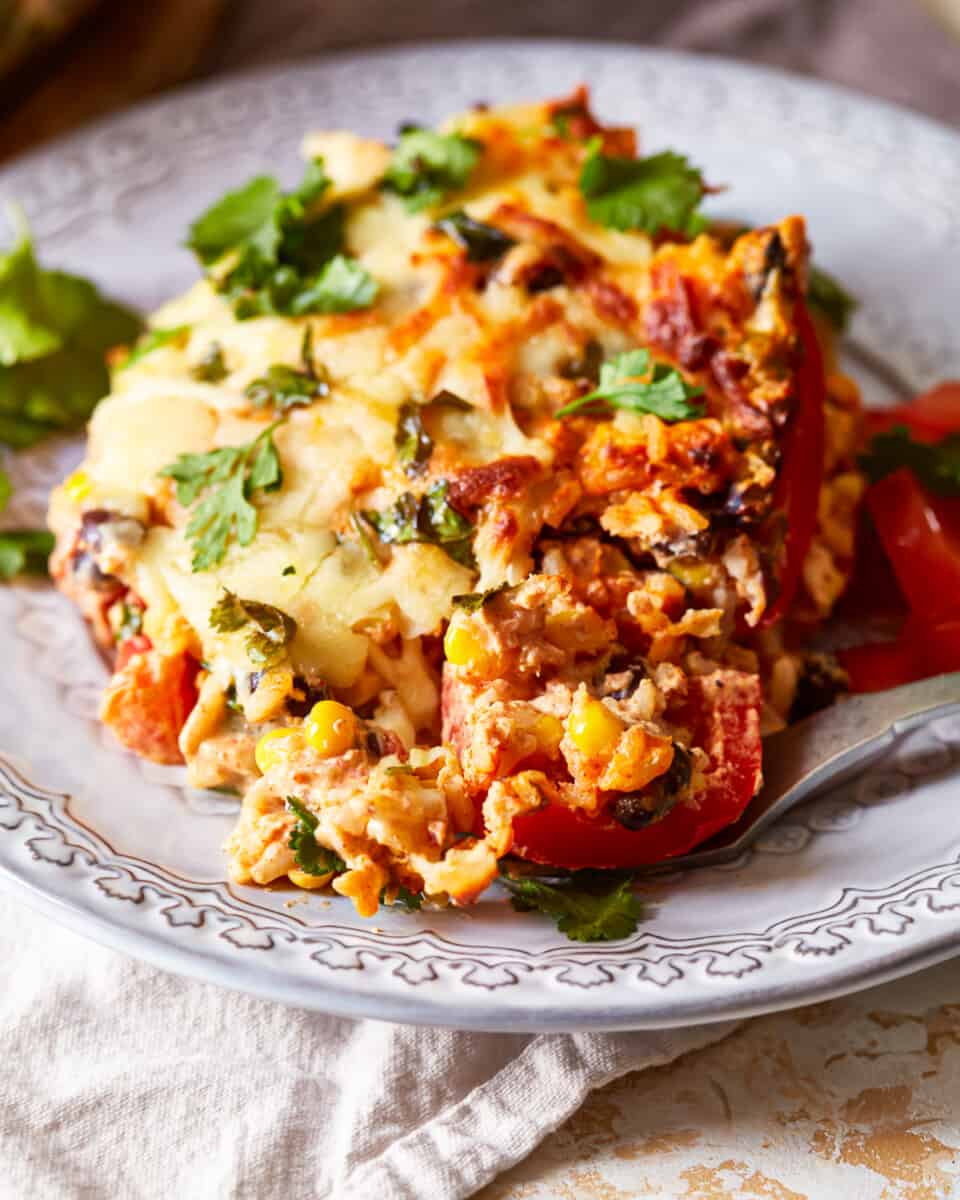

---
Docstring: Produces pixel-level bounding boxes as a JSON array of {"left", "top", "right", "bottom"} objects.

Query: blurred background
[{"left": 0, "top": 0, "right": 957, "bottom": 162}]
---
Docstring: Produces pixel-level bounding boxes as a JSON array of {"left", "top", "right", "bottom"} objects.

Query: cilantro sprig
[
  {"left": 190, "top": 341, "right": 228, "bottom": 383},
  {"left": 384, "top": 129, "right": 482, "bottom": 212},
  {"left": 579, "top": 141, "right": 707, "bottom": 237},
  {"left": 0, "top": 528, "right": 54, "bottom": 580},
  {"left": 159, "top": 421, "right": 283, "bottom": 570},
  {"left": 246, "top": 328, "right": 329, "bottom": 412},
  {"left": 209, "top": 588, "right": 297, "bottom": 666},
  {"left": 499, "top": 867, "right": 644, "bottom": 942},
  {"left": 186, "top": 160, "right": 378, "bottom": 319},
  {"left": 556, "top": 348, "right": 704, "bottom": 421},
  {"left": 451, "top": 583, "right": 509, "bottom": 612},
  {"left": 121, "top": 324, "right": 190, "bottom": 370},
  {"left": 286, "top": 797, "right": 346, "bottom": 877},
  {"left": 433, "top": 210, "right": 515, "bottom": 262},
  {"left": 0, "top": 207, "right": 142, "bottom": 448},
  {"left": 861, "top": 425, "right": 960, "bottom": 496},
  {"left": 363, "top": 480, "right": 475, "bottom": 568}
]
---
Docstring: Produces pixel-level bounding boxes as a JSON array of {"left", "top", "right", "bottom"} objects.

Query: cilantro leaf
[
  {"left": 286, "top": 797, "right": 346, "bottom": 876},
  {"left": 209, "top": 588, "right": 297, "bottom": 665},
  {"left": 122, "top": 324, "right": 190, "bottom": 369},
  {"left": 159, "top": 421, "right": 283, "bottom": 570},
  {"left": 287, "top": 254, "right": 378, "bottom": 315},
  {"left": 394, "top": 401, "right": 433, "bottom": 477},
  {"left": 0, "top": 467, "right": 10, "bottom": 512},
  {"left": 0, "top": 528, "right": 54, "bottom": 580},
  {"left": 500, "top": 869, "right": 643, "bottom": 942},
  {"left": 190, "top": 341, "right": 227, "bottom": 382},
  {"left": 363, "top": 479, "right": 475, "bottom": 568},
  {"left": 186, "top": 163, "right": 377, "bottom": 320},
  {"left": 451, "top": 583, "right": 509, "bottom": 611},
  {"left": 246, "top": 328, "right": 329, "bottom": 411},
  {"left": 557, "top": 348, "right": 704, "bottom": 421},
  {"left": 579, "top": 143, "right": 706, "bottom": 237},
  {"left": 807, "top": 265, "right": 857, "bottom": 334},
  {"left": 384, "top": 129, "right": 482, "bottom": 212},
  {"left": 861, "top": 425, "right": 960, "bottom": 496},
  {"left": 433, "top": 210, "right": 515, "bottom": 262},
  {"left": 0, "top": 209, "right": 142, "bottom": 448},
  {"left": 381, "top": 885, "right": 424, "bottom": 912}
]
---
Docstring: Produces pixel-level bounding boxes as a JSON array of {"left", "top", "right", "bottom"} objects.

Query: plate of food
[{"left": 1, "top": 41, "right": 958, "bottom": 1032}]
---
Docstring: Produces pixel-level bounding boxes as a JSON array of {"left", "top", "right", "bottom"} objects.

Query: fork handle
[{"left": 638, "top": 671, "right": 960, "bottom": 874}]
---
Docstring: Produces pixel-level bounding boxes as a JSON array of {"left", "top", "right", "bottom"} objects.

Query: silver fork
[{"left": 635, "top": 671, "right": 960, "bottom": 875}]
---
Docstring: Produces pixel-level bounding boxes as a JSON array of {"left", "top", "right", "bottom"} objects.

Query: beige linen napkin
[{"left": 0, "top": 893, "right": 736, "bottom": 1199}]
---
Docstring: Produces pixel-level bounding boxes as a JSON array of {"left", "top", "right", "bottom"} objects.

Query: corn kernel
[
  {"left": 303, "top": 700, "right": 356, "bottom": 758},
  {"left": 289, "top": 868, "right": 333, "bottom": 890},
  {"left": 533, "top": 713, "right": 564, "bottom": 753},
  {"left": 64, "top": 470, "right": 92, "bottom": 503},
  {"left": 254, "top": 727, "right": 302, "bottom": 774},
  {"left": 443, "top": 621, "right": 490, "bottom": 672},
  {"left": 567, "top": 697, "right": 624, "bottom": 759}
]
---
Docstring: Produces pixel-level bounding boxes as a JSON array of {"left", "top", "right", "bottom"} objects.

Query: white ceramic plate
[{"left": 1, "top": 42, "right": 959, "bottom": 1032}]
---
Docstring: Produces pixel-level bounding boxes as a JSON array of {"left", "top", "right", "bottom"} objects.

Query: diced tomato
[
  {"left": 510, "top": 671, "right": 763, "bottom": 868},
  {"left": 865, "top": 380, "right": 960, "bottom": 443},
  {"left": 867, "top": 469, "right": 960, "bottom": 624},
  {"left": 100, "top": 649, "right": 198, "bottom": 764},
  {"left": 762, "top": 302, "right": 826, "bottom": 627}
]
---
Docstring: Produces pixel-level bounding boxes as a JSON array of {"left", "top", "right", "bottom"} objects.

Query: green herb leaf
[
  {"left": 383, "top": 885, "right": 424, "bottom": 912},
  {"left": 186, "top": 163, "right": 377, "bottom": 320},
  {"left": 159, "top": 421, "right": 283, "bottom": 570},
  {"left": 807, "top": 265, "right": 857, "bottom": 334},
  {"left": 394, "top": 401, "right": 433, "bottom": 477},
  {"left": 0, "top": 209, "right": 142, "bottom": 448},
  {"left": 500, "top": 869, "right": 643, "bottom": 942},
  {"left": 0, "top": 467, "right": 10, "bottom": 512},
  {"left": 122, "top": 325, "right": 190, "bottom": 369},
  {"left": 384, "top": 129, "right": 482, "bottom": 212},
  {"left": 0, "top": 528, "right": 54, "bottom": 580},
  {"left": 451, "top": 583, "right": 509, "bottom": 611},
  {"left": 433, "top": 210, "right": 515, "bottom": 262},
  {"left": 287, "top": 254, "right": 378, "bottom": 315},
  {"left": 282, "top": 564, "right": 296, "bottom": 577},
  {"left": 286, "top": 797, "right": 346, "bottom": 876},
  {"left": 246, "top": 360, "right": 328, "bottom": 411},
  {"left": 579, "top": 143, "right": 706, "bottom": 237},
  {"left": 557, "top": 348, "right": 704, "bottom": 421},
  {"left": 112, "top": 598, "right": 144, "bottom": 642},
  {"left": 209, "top": 587, "right": 297, "bottom": 665},
  {"left": 190, "top": 341, "right": 227, "bottom": 383},
  {"left": 364, "top": 479, "right": 475, "bottom": 568},
  {"left": 861, "top": 425, "right": 960, "bottom": 496}
]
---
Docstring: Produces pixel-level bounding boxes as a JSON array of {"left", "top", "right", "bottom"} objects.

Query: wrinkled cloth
[{"left": 0, "top": 895, "right": 734, "bottom": 1199}]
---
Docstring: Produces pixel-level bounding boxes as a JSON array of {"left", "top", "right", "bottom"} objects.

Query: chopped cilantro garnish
[
  {"left": 556, "top": 348, "right": 704, "bottom": 421},
  {"left": 451, "top": 583, "right": 509, "bottom": 611},
  {"left": 190, "top": 341, "right": 227, "bottom": 383},
  {"left": 579, "top": 141, "right": 707, "bottom": 237},
  {"left": 499, "top": 867, "right": 644, "bottom": 942},
  {"left": 433, "top": 210, "right": 515, "bottom": 262},
  {"left": 209, "top": 588, "right": 297, "bottom": 666},
  {"left": 807, "top": 265, "right": 857, "bottom": 334},
  {"left": 384, "top": 129, "right": 482, "bottom": 212},
  {"left": 382, "top": 886, "right": 424, "bottom": 912},
  {"left": 159, "top": 421, "right": 283, "bottom": 570},
  {"left": 186, "top": 161, "right": 377, "bottom": 319},
  {"left": 0, "top": 207, "right": 142, "bottom": 448},
  {"left": 281, "top": 564, "right": 296, "bottom": 577},
  {"left": 246, "top": 327, "right": 329, "bottom": 411},
  {"left": 363, "top": 480, "right": 475, "bottom": 568},
  {"left": 114, "top": 599, "right": 144, "bottom": 642},
  {"left": 861, "top": 425, "right": 960, "bottom": 496},
  {"left": 0, "top": 468, "right": 10, "bottom": 511},
  {"left": 394, "top": 401, "right": 433, "bottom": 477},
  {"left": 286, "top": 797, "right": 345, "bottom": 876},
  {"left": 122, "top": 325, "right": 189, "bottom": 370},
  {"left": 0, "top": 529, "right": 54, "bottom": 580}
]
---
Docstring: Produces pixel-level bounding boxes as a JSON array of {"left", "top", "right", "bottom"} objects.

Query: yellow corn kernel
[
  {"left": 254, "top": 727, "right": 302, "bottom": 774},
  {"left": 443, "top": 621, "right": 491, "bottom": 672},
  {"left": 567, "top": 697, "right": 624, "bottom": 759},
  {"left": 63, "top": 470, "right": 92, "bottom": 503},
  {"left": 303, "top": 700, "right": 356, "bottom": 758},
  {"left": 289, "top": 868, "right": 333, "bottom": 890},
  {"left": 533, "top": 713, "right": 564, "bottom": 754}
]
